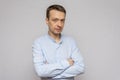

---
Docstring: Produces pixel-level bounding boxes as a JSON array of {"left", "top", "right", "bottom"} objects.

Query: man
[{"left": 32, "top": 4, "right": 85, "bottom": 80}]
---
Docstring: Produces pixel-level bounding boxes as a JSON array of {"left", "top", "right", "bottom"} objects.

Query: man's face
[{"left": 46, "top": 10, "right": 65, "bottom": 35}]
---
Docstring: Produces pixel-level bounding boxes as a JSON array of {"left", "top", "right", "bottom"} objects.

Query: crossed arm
[
  {"left": 32, "top": 41, "right": 85, "bottom": 78},
  {"left": 53, "top": 48, "right": 85, "bottom": 78}
]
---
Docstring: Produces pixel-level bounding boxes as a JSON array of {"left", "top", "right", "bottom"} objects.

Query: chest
[{"left": 41, "top": 43, "right": 72, "bottom": 63}]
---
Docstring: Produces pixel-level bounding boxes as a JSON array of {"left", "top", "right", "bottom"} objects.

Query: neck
[{"left": 48, "top": 31, "right": 61, "bottom": 43}]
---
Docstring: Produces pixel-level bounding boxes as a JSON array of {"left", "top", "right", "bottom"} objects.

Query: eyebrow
[{"left": 52, "top": 18, "right": 65, "bottom": 21}]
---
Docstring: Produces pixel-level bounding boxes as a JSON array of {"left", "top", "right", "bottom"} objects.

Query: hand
[{"left": 67, "top": 58, "right": 74, "bottom": 66}]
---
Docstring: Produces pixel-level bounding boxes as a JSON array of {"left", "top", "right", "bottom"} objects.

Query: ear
[{"left": 46, "top": 18, "right": 49, "bottom": 24}]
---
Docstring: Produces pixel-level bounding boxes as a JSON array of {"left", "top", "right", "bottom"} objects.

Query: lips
[{"left": 55, "top": 27, "right": 62, "bottom": 31}]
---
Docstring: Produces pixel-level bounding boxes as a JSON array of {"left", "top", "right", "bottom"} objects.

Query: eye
[
  {"left": 52, "top": 19, "right": 59, "bottom": 22},
  {"left": 61, "top": 19, "right": 65, "bottom": 23}
]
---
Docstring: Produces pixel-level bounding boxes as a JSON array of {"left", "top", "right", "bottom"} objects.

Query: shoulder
[
  {"left": 62, "top": 35, "right": 79, "bottom": 49},
  {"left": 62, "top": 34, "right": 76, "bottom": 43},
  {"left": 33, "top": 35, "right": 47, "bottom": 44}
]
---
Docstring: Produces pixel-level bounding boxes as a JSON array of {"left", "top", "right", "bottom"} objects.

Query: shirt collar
[{"left": 46, "top": 33, "right": 63, "bottom": 44}]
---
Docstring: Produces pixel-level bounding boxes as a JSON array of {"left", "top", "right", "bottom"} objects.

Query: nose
[{"left": 58, "top": 21, "right": 62, "bottom": 27}]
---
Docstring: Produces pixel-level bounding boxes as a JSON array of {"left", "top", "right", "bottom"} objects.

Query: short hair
[{"left": 46, "top": 4, "right": 66, "bottom": 19}]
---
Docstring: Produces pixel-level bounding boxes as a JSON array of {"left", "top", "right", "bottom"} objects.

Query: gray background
[{"left": 0, "top": 0, "right": 120, "bottom": 80}]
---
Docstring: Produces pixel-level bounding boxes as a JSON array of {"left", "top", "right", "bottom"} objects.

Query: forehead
[{"left": 49, "top": 10, "right": 65, "bottom": 19}]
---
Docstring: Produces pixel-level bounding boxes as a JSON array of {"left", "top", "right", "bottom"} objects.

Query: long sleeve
[
  {"left": 53, "top": 40, "right": 85, "bottom": 78},
  {"left": 32, "top": 40, "right": 70, "bottom": 77}
]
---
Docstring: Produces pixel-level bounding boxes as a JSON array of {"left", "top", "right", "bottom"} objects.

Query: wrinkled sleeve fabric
[
  {"left": 53, "top": 39, "right": 85, "bottom": 78},
  {"left": 32, "top": 40, "right": 70, "bottom": 77}
]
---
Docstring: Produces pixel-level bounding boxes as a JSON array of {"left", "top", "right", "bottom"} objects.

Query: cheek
[
  {"left": 50, "top": 23, "right": 57, "bottom": 28},
  {"left": 48, "top": 24, "right": 55, "bottom": 30}
]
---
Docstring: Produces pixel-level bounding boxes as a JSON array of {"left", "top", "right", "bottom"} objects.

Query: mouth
[{"left": 55, "top": 28, "right": 62, "bottom": 32}]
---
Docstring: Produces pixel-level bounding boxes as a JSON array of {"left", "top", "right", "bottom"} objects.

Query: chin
[{"left": 54, "top": 32, "right": 61, "bottom": 35}]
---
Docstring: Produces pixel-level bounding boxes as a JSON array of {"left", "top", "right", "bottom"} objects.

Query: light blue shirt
[{"left": 32, "top": 34, "right": 84, "bottom": 80}]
